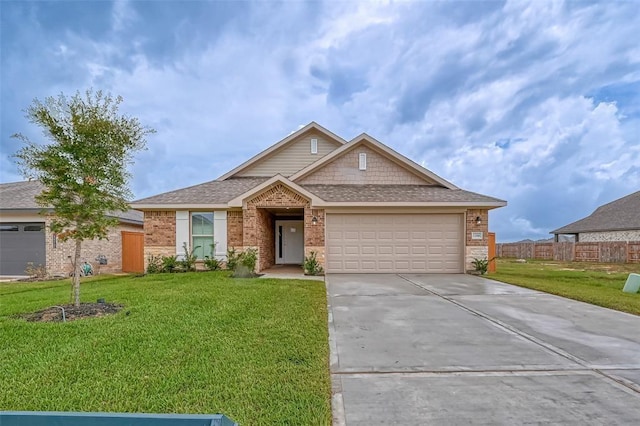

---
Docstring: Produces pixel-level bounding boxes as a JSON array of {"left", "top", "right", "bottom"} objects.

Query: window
[
  {"left": 0, "top": 225, "right": 18, "bottom": 231},
  {"left": 359, "top": 153, "right": 367, "bottom": 170},
  {"left": 24, "top": 225, "right": 44, "bottom": 232},
  {"left": 310, "top": 138, "right": 318, "bottom": 154},
  {"left": 191, "top": 212, "right": 214, "bottom": 259}
]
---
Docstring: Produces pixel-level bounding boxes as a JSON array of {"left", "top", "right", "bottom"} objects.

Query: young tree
[{"left": 13, "top": 90, "right": 154, "bottom": 307}]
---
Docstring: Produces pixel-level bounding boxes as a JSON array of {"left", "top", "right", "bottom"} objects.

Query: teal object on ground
[
  {"left": 622, "top": 273, "right": 640, "bottom": 294},
  {"left": 0, "top": 411, "right": 238, "bottom": 426}
]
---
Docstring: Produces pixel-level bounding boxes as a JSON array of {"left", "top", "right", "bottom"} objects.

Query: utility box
[
  {"left": 622, "top": 273, "right": 640, "bottom": 294},
  {"left": 0, "top": 411, "right": 238, "bottom": 426}
]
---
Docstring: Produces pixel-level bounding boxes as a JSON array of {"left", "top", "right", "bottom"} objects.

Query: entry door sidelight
[{"left": 275, "top": 220, "right": 304, "bottom": 264}]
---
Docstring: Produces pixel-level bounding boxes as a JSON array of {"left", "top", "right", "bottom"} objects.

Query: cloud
[{"left": 1, "top": 0, "right": 639, "bottom": 242}]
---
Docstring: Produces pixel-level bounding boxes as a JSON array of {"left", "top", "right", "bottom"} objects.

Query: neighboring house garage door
[
  {"left": 326, "top": 214, "right": 463, "bottom": 273},
  {"left": 0, "top": 222, "right": 46, "bottom": 276}
]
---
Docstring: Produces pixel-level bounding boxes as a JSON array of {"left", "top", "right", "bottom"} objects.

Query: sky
[{"left": 1, "top": 0, "right": 639, "bottom": 242}]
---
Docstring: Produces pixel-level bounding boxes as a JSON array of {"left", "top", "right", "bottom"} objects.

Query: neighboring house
[
  {"left": 132, "top": 122, "right": 506, "bottom": 273},
  {"left": 551, "top": 190, "right": 640, "bottom": 242},
  {"left": 0, "top": 181, "right": 144, "bottom": 276}
]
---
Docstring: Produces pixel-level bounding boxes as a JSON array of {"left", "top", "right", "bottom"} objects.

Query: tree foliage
[{"left": 13, "top": 89, "right": 154, "bottom": 306}]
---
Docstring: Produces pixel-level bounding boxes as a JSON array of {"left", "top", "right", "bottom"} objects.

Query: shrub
[
  {"left": 146, "top": 254, "right": 162, "bottom": 274},
  {"left": 240, "top": 248, "right": 257, "bottom": 274},
  {"left": 472, "top": 257, "right": 490, "bottom": 275},
  {"left": 229, "top": 248, "right": 258, "bottom": 278},
  {"left": 24, "top": 262, "right": 47, "bottom": 279},
  {"left": 179, "top": 242, "right": 199, "bottom": 272},
  {"left": 226, "top": 247, "right": 240, "bottom": 271},
  {"left": 161, "top": 255, "right": 179, "bottom": 273},
  {"left": 303, "top": 251, "right": 324, "bottom": 276},
  {"left": 203, "top": 243, "right": 220, "bottom": 271},
  {"left": 203, "top": 256, "right": 221, "bottom": 271}
]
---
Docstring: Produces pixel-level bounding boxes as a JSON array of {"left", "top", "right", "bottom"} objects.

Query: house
[
  {"left": 0, "top": 180, "right": 144, "bottom": 276},
  {"left": 131, "top": 122, "right": 506, "bottom": 273},
  {"left": 551, "top": 190, "right": 640, "bottom": 242}
]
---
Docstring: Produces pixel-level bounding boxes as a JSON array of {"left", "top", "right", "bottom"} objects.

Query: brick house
[
  {"left": 0, "top": 181, "right": 144, "bottom": 276},
  {"left": 551, "top": 190, "right": 640, "bottom": 242},
  {"left": 132, "top": 122, "right": 506, "bottom": 273}
]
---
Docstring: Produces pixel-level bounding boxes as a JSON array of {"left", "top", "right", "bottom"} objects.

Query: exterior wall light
[
  {"left": 311, "top": 216, "right": 318, "bottom": 225},
  {"left": 475, "top": 216, "right": 482, "bottom": 225}
]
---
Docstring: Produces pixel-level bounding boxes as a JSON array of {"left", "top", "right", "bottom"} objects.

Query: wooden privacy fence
[
  {"left": 497, "top": 241, "right": 640, "bottom": 263},
  {"left": 122, "top": 231, "right": 144, "bottom": 273}
]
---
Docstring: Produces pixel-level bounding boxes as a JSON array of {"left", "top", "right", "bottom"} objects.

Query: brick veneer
[
  {"left": 143, "top": 211, "right": 176, "bottom": 267},
  {"left": 256, "top": 208, "right": 275, "bottom": 271},
  {"left": 243, "top": 184, "right": 312, "bottom": 271},
  {"left": 465, "top": 209, "right": 489, "bottom": 271},
  {"left": 304, "top": 208, "right": 326, "bottom": 269},
  {"left": 227, "top": 210, "right": 243, "bottom": 249},
  {"left": 45, "top": 214, "right": 143, "bottom": 276}
]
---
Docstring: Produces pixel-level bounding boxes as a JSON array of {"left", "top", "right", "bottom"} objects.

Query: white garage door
[{"left": 326, "top": 214, "right": 463, "bottom": 273}]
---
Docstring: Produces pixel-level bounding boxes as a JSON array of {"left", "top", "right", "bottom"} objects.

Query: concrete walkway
[{"left": 326, "top": 274, "right": 640, "bottom": 425}]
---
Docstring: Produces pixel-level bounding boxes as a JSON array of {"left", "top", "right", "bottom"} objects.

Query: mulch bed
[{"left": 20, "top": 303, "right": 124, "bottom": 322}]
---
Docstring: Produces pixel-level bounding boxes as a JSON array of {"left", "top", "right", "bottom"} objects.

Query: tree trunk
[{"left": 73, "top": 239, "right": 82, "bottom": 307}]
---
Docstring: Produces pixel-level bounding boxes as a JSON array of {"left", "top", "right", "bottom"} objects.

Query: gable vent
[
  {"left": 359, "top": 153, "right": 367, "bottom": 170},
  {"left": 311, "top": 138, "right": 318, "bottom": 154}
]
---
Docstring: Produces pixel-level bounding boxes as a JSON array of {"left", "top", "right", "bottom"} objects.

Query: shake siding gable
[
  {"left": 297, "top": 145, "right": 434, "bottom": 185},
  {"left": 235, "top": 132, "right": 340, "bottom": 177}
]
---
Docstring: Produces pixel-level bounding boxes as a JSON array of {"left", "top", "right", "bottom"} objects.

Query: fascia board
[
  {"left": 130, "top": 204, "right": 230, "bottom": 210},
  {"left": 312, "top": 201, "right": 507, "bottom": 208}
]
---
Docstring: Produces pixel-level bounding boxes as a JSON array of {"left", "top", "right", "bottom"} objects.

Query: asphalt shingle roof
[
  {"left": 132, "top": 177, "right": 269, "bottom": 205},
  {"left": 552, "top": 190, "right": 640, "bottom": 234},
  {"left": 300, "top": 184, "right": 506, "bottom": 203},
  {"left": 0, "top": 180, "right": 143, "bottom": 224}
]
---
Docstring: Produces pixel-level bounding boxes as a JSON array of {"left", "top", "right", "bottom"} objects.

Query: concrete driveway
[{"left": 326, "top": 274, "right": 640, "bottom": 425}]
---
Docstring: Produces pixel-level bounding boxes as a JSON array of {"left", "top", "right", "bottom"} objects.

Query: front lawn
[
  {"left": 490, "top": 259, "right": 640, "bottom": 315},
  {"left": 0, "top": 272, "right": 330, "bottom": 425}
]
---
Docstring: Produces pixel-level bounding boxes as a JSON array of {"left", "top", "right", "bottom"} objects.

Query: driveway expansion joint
[{"left": 398, "top": 274, "right": 640, "bottom": 395}]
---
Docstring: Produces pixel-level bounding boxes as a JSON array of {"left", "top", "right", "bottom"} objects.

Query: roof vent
[{"left": 359, "top": 153, "right": 367, "bottom": 170}]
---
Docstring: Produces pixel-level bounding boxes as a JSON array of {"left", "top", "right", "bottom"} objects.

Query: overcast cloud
[{"left": 1, "top": 0, "right": 638, "bottom": 242}]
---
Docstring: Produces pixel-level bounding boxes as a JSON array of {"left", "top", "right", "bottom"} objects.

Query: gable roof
[
  {"left": 551, "top": 190, "right": 640, "bottom": 234},
  {"left": 226, "top": 175, "right": 324, "bottom": 208},
  {"left": 290, "top": 133, "right": 458, "bottom": 189},
  {"left": 300, "top": 184, "right": 505, "bottom": 206},
  {"left": 132, "top": 177, "right": 269, "bottom": 209},
  {"left": 217, "top": 122, "right": 346, "bottom": 181},
  {"left": 0, "top": 180, "right": 143, "bottom": 225}
]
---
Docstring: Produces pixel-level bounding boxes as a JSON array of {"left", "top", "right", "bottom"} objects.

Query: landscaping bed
[{"left": 0, "top": 272, "right": 330, "bottom": 424}]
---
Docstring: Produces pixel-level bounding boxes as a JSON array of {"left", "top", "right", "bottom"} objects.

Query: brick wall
[
  {"left": 244, "top": 183, "right": 310, "bottom": 271},
  {"left": 227, "top": 210, "right": 243, "bottom": 249},
  {"left": 580, "top": 230, "right": 640, "bottom": 242},
  {"left": 304, "top": 208, "right": 326, "bottom": 270},
  {"left": 143, "top": 211, "right": 176, "bottom": 266},
  {"left": 45, "top": 215, "right": 143, "bottom": 276},
  {"left": 465, "top": 209, "right": 489, "bottom": 271},
  {"left": 256, "top": 208, "right": 275, "bottom": 271},
  {"left": 297, "top": 145, "right": 429, "bottom": 185}
]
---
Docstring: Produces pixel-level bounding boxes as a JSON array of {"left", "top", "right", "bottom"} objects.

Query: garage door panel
[
  {"left": 0, "top": 222, "right": 46, "bottom": 276},
  {"left": 326, "top": 214, "right": 463, "bottom": 273},
  {"left": 395, "top": 246, "right": 409, "bottom": 255}
]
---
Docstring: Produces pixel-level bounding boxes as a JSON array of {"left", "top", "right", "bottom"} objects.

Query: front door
[{"left": 275, "top": 220, "right": 304, "bottom": 264}]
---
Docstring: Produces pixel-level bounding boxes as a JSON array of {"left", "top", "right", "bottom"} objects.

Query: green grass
[
  {"left": 0, "top": 272, "right": 331, "bottom": 425},
  {"left": 491, "top": 259, "right": 640, "bottom": 315}
]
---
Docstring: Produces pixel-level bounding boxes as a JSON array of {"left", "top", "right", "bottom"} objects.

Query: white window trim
[
  {"left": 359, "top": 153, "right": 367, "bottom": 170},
  {"left": 191, "top": 212, "right": 215, "bottom": 259},
  {"left": 311, "top": 138, "right": 318, "bottom": 154}
]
